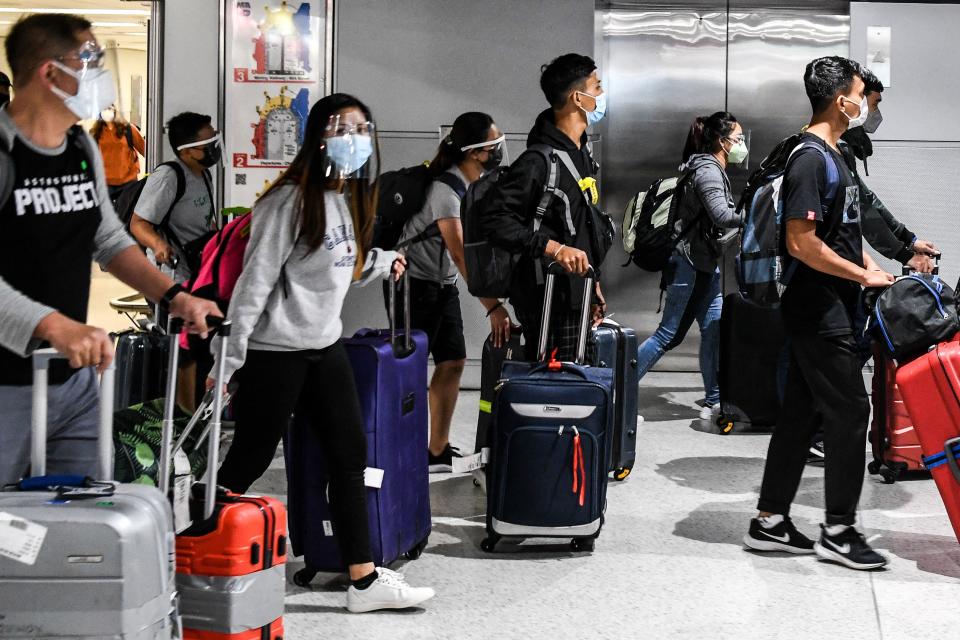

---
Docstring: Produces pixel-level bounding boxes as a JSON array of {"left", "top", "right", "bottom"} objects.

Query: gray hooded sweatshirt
[{"left": 674, "top": 153, "right": 741, "bottom": 273}]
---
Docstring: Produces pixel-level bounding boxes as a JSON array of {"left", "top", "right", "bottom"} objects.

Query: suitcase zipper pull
[
  {"left": 494, "top": 378, "right": 509, "bottom": 392},
  {"left": 571, "top": 426, "right": 585, "bottom": 507}
]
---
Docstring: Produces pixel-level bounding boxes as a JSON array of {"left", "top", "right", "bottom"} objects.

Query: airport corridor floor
[{"left": 237, "top": 371, "right": 960, "bottom": 640}]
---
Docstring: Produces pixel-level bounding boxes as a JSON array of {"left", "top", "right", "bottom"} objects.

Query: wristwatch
[{"left": 159, "top": 283, "right": 186, "bottom": 310}]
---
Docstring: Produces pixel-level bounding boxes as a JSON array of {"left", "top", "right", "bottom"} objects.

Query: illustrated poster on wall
[{"left": 223, "top": 1, "right": 330, "bottom": 208}]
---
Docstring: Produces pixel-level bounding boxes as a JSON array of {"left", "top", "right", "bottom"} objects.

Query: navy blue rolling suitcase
[
  {"left": 482, "top": 267, "right": 614, "bottom": 553},
  {"left": 591, "top": 319, "right": 639, "bottom": 481},
  {"left": 285, "top": 275, "right": 432, "bottom": 585}
]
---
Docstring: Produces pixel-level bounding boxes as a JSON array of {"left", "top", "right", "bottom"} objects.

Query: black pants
[
  {"left": 218, "top": 342, "right": 372, "bottom": 565},
  {"left": 516, "top": 304, "right": 585, "bottom": 363},
  {"left": 757, "top": 332, "right": 870, "bottom": 526},
  {"left": 383, "top": 278, "right": 467, "bottom": 364}
]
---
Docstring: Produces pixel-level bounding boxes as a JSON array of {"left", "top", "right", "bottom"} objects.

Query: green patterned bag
[{"left": 113, "top": 398, "right": 209, "bottom": 486}]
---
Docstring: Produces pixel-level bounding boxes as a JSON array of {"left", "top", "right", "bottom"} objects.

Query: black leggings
[{"left": 218, "top": 342, "right": 372, "bottom": 565}]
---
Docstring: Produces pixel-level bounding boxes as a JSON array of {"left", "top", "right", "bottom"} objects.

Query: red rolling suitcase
[
  {"left": 160, "top": 320, "right": 288, "bottom": 639},
  {"left": 896, "top": 340, "right": 960, "bottom": 543},
  {"left": 868, "top": 346, "right": 925, "bottom": 483}
]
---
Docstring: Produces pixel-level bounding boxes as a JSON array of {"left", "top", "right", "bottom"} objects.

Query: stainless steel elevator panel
[{"left": 599, "top": 9, "right": 727, "bottom": 370}]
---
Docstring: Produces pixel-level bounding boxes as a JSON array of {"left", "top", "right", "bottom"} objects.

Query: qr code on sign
[{"left": 235, "top": 174, "right": 247, "bottom": 185}]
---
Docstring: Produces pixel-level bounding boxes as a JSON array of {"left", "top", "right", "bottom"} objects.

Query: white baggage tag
[
  {"left": 452, "top": 452, "right": 485, "bottom": 474},
  {"left": 364, "top": 467, "right": 384, "bottom": 489},
  {"left": 481, "top": 447, "right": 491, "bottom": 464},
  {"left": 0, "top": 512, "right": 48, "bottom": 566},
  {"left": 172, "top": 476, "right": 192, "bottom": 534}
]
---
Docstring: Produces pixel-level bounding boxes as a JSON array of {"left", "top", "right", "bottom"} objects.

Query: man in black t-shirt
[
  {"left": 743, "top": 57, "right": 895, "bottom": 570},
  {"left": 0, "top": 14, "right": 220, "bottom": 486}
]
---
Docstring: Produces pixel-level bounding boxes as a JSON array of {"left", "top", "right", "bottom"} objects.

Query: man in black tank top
[
  {"left": 744, "top": 57, "right": 896, "bottom": 571},
  {"left": 0, "top": 14, "right": 221, "bottom": 485}
]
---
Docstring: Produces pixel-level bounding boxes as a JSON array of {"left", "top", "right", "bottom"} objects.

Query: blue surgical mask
[
  {"left": 325, "top": 135, "right": 373, "bottom": 174},
  {"left": 578, "top": 90, "right": 607, "bottom": 126}
]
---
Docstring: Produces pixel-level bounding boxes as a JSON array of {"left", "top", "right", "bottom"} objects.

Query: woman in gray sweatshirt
[
  {"left": 210, "top": 93, "right": 435, "bottom": 613},
  {"left": 635, "top": 112, "right": 746, "bottom": 419}
]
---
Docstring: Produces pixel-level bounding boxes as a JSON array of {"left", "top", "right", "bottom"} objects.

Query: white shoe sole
[
  {"left": 347, "top": 592, "right": 435, "bottom": 613},
  {"left": 743, "top": 533, "right": 815, "bottom": 555},
  {"left": 428, "top": 463, "right": 453, "bottom": 473},
  {"left": 814, "top": 542, "right": 887, "bottom": 570}
]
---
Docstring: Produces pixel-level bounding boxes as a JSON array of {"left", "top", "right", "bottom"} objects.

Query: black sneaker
[
  {"left": 814, "top": 525, "right": 888, "bottom": 570},
  {"left": 807, "top": 439, "right": 825, "bottom": 463},
  {"left": 743, "top": 516, "right": 816, "bottom": 554},
  {"left": 428, "top": 444, "right": 461, "bottom": 473}
]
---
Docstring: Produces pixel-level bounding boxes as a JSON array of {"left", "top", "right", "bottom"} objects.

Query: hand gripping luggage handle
[
  {"left": 387, "top": 270, "right": 412, "bottom": 354},
  {"left": 537, "top": 262, "right": 595, "bottom": 365},
  {"left": 31, "top": 350, "right": 115, "bottom": 481}
]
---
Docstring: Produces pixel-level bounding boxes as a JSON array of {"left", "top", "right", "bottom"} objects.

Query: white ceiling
[{"left": 0, "top": 0, "right": 151, "bottom": 50}]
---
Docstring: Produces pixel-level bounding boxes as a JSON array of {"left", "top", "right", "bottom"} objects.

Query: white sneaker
[
  {"left": 699, "top": 404, "right": 720, "bottom": 421},
  {"left": 346, "top": 567, "right": 435, "bottom": 613}
]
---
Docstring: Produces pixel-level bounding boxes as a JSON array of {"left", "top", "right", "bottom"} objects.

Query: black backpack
[
  {"left": 372, "top": 165, "right": 465, "bottom": 250},
  {"left": 621, "top": 172, "right": 695, "bottom": 272},
  {"left": 863, "top": 273, "right": 959, "bottom": 362}
]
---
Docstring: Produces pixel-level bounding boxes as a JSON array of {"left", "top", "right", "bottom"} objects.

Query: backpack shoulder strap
[
  {"left": 434, "top": 172, "right": 467, "bottom": 200},
  {"left": 124, "top": 125, "right": 134, "bottom": 151},
  {"left": 526, "top": 144, "right": 576, "bottom": 238},
  {"left": 155, "top": 160, "right": 188, "bottom": 247},
  {"left": 0, "top": 135, "right": 12, "bottom": 210}
]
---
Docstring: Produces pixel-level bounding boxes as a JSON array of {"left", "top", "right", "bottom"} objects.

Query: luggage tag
[
  {"left": 0, "top": 511, "right": 48, "bottom": 566},
  {"left": 452, "top": 451, "right": 488, "bottom": 474},
  {"left": 171, "top": 451, "right": 193, "bottom": 533},
  {"left": 364, "top": 467, "right": 384, "bottom": 489}
]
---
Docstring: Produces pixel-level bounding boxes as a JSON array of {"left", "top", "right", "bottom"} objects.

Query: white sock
[
  {"left": 824, "top": 524, "right": 848, "bottom": 537},
  {"left": 758, "top": 514, "right": 784, "bottom": 528}
]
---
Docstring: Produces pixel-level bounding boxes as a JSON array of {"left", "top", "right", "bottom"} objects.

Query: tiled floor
[{"left": 235, "top": 372, "right": 960, "bottom": 640}]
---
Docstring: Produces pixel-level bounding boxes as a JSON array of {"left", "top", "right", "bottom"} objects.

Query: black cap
[{"left": 0, "top": 72, "right": 10, "bottom": 88}]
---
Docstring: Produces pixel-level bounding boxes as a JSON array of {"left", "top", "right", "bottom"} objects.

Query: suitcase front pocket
[{"left": 497, "top": 426, "right": 600, "bottom": 529}]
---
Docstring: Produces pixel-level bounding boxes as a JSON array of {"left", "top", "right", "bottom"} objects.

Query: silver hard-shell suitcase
[{"left": 0, "top": 351, "right": 179, "bottom": 639}]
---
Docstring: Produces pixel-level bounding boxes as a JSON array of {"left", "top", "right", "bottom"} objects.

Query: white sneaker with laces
[
  {"left": 699, "top": 404, "right": 720, "bottom": 421},
  {"left": 346, "top": 567, "right": 435, "bottom": 613}
]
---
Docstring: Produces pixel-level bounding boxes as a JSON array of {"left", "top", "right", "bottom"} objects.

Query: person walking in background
[
  {"left": 91, "top": 104, "right": 145, "bottom": 201},
  {"left": 634, "top": 112, "right": 745, "bottom": 421},
  {"left": 391, "top": 111, "right": 512, "bottom": 472}
]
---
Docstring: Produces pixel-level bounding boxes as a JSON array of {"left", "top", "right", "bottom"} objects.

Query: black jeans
[
  {"left": 218, "top": 342, "right": 372, "bottom": 565},
  {"left": 757, "top": 331, "right": 870, "bottom": 526}
]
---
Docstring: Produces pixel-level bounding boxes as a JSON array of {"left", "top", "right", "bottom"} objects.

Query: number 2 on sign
[{"left": 234, "top": 153, "right": 248, "bottom": 168}]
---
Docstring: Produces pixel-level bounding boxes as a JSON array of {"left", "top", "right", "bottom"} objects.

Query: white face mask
[
  {"left": 841, "top": 95, "right": 869, "bottom": 130},
  {"left": 50, "top": 61, "right": 116, "bottom": 121}
]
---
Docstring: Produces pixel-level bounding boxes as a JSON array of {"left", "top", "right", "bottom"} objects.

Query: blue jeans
[{"left": 637, "top": 253, "right": 723, "bottom": 406}]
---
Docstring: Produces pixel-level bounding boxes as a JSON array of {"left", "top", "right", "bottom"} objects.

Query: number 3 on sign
[{"left": 233, "top": 68, "right": 247, "bottom": 82}]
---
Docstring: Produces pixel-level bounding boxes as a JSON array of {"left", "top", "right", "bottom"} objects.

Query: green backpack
[{"left": 113, "top": 398, "right": 209, "bottom": 486}]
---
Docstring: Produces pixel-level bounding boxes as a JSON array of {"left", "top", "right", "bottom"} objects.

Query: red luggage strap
[
  {"left": 547, "top": 347, "right": 562, "bottom": 371},
  {"left": 571, "top": 426, "right": 585, "bottom": 507}
]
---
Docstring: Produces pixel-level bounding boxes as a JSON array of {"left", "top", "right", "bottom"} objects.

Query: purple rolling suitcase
[{"left": 286, "top": 274, "right": 431, "bottom": 585}]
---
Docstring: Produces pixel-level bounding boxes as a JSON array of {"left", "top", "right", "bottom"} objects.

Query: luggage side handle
[
  {"left": 537, "top": 262, "right": 595, "bottom": 365},
  {"left": 945, "top": 436, "right": 960, "bottom": 484},
  {"left": 31, "top": 349, "right": 115, "bottom": 480}
]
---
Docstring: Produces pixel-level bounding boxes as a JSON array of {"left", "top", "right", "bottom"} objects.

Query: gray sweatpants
[{"left": 0, "top": 368, "right": 101, "bottom": 486}]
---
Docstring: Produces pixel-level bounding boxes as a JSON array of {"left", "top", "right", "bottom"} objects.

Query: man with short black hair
[
  {"left": 0, "top": 13, "right": 220, "bottom": 486},
  {"left": 130, "top": 111, "right": 220, "bottom": 281},
  {"left": 744, "top": 56, "right": 894, "bottom": 570},
  {"left": 0, "top": 72, "right": 11, "bottom": 108},
  {"left": 481, "top": 53, "right": 612, "bottom": 360}
]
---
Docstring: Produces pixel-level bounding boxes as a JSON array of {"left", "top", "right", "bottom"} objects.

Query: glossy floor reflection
[{"left": 235, "top": 371, "right": 959, "bottom": 640}]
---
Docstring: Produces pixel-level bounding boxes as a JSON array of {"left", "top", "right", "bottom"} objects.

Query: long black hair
[
  {"left": 429, "top": 111, "right": 494, "bottom": 178},
  {"left": 259, "top": 93, "right": 379, "bottom": 258},
  {"left": 682, "top": 111, "right": 738, "bottom": 163}
]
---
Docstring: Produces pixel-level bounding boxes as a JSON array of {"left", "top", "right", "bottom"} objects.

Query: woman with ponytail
[
  {"left": 636, "top": 111, "right": 746, "bottom": 420},
  {"left": 211, "top": 93, "right": 435, "bottom": 612},
  {"left": 393, "top": 111, "right": 510, "bottom": 472}
]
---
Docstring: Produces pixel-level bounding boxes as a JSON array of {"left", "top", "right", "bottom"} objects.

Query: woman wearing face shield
[
  {"left": 210, "top": 93, "right": 435, "bottom": 612},
  {"left": 635, "top": 112, "right": 745, "bottom": 421},
  {"left": 390, "top": 111, "right": 511, "bottom": 472}
]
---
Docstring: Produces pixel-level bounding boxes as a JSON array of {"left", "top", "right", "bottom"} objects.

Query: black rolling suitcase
[
  {"left": 112, "top": 328, "right": 170, "bottom": 412},
  {"left": 590, "top": 319, "right": 639, "bottom": 480},
  {"left": 716, "top": 292, "right": 784, "bottom": 433}
]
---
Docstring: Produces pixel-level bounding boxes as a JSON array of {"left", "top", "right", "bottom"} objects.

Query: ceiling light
[
  {"left": 0, "top": 8, "right": 150, "bottom": 16},
  {"left": 91, "top": 21, "right": 146, "bottom": 28}
]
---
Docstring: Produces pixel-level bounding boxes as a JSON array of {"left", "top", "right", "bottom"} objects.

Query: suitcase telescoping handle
[
  {"left": 901, "top": 252, "right": 942, "bottom": 276},
  {"left": 537, "top": 262, "right": 596, "bottom": 365},
  {"left": 31, "top": 350, "right": 115, "bottom": 480},
  {"left": 387, "top": 269, "right": 412, "bottom": 354}
]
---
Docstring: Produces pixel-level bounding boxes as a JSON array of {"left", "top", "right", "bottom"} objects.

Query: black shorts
[{"left": 383, "top": 277, "right": 467, "bottom": 364}]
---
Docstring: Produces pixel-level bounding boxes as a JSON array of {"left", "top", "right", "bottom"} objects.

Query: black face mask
[
  {"left": 198, "top": 142, "right": 221, "bottom": 168},
  {"left": 0, "top": 93, "right": 9, "bottom": 109},
  {"left": 481, "top": 146, "right": 503, "bottom": 172}
]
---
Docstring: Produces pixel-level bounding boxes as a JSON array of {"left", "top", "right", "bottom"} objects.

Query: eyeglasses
[
  {"left": 325, "top": 121, "right": 374, "bottom": 137},
  {"left": 726, "top": 134, "right": 746, "bottom": 144},
  {"left": 57, "top": 41, "right": 106, "bottom": 70}
]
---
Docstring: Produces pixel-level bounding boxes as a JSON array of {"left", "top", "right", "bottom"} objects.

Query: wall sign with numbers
[{"left": 221, "top": 0, "right": 333, "bottom": 209}]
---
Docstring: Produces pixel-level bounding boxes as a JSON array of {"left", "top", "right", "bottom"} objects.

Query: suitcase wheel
[
  {"left": 880, "top": 468, "right": 898, "bottom": 484},
  {"left": 867, "top": 460, "right": 881, "bottom": 475},
  {"left": 716, "top": 415, "right": 735, "bottom": 435},
  {"left": 480, "top": 536, "right": 499, "bottom": 553},
  {"left": 405, "top": 537, "right": 429, "bottom": 561},
  {"left": 292, "top": 568, "right": 317, "bottom": 588},
  {"left": 614, "top": 466, "right": 632, "bottom": 481},
  {"left": 571, "top": 537, "right": 595, "bottom": 553}
]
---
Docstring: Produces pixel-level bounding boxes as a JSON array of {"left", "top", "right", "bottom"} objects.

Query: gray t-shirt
[
  {"left": 398, "top": 166, "right": 466, "bottom": 285},
  {"left": 136, "top": 159, "right": 215, "bottom": 278}
]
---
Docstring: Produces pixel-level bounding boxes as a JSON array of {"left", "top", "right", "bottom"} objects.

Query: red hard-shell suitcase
[
  {"left": 868, "top": 346, "right": 925, "bottom": 483},
  {"left": 896, "top": 340, "right": 960, "bottom": 543}
]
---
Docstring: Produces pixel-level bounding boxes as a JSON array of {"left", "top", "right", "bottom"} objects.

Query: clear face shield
[
  {"left": 321, "top": 113, "right": 379, "bottom": 183},
  {"left": 177, "top": 132, "right": 223, "bottom": 168},
  {"left": 460, "top": 134, "right": 509, "bottom": 171},
  {"left": 50, "top": 41, "right": 115, "bottom": 121}
]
